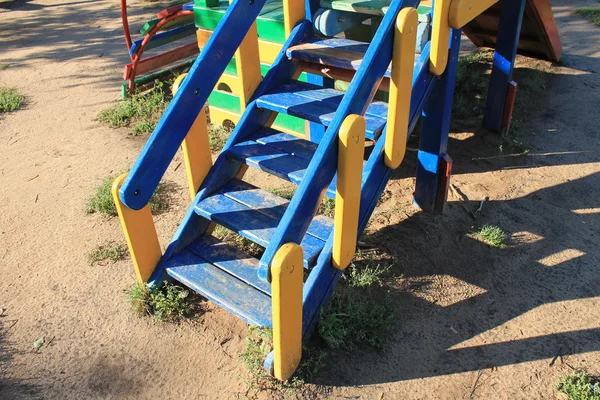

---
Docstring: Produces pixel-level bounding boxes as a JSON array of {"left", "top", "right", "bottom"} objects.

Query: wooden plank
[
  {"left": 139, "top": 14, "right": 195, "bottom": 35},
  {"left": 124, "top": 42, "right": 199, "bottom": 79},
  {"left": 221, "top": 179, "right": 334, "bottom": 241},
  {"left": 165, "top": 250, "right": 272, "bottom": 326},
  {"left": 186, "top": 235, "right": 271, "bottom": 295},
  {"left": 271, "top": 243, "right": 303, "bottom": 381},
  {"left": 255, "top": 79, "right": 388, "bottom": 139},
  {"left": 194, "top": 190, "right": 328, "bottom": 267},
  {"left": 252, "top": 128, "right": 318, "bottom": 161},
  {"left": 129, "top": 24, "right": 196, "bottom": 56}
]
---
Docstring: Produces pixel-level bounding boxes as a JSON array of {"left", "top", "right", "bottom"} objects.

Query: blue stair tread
[
  {"left": 195, "top": 179, "right": 333, "bottom": 267},
  {"left": 255, "top": 80, "right": 387, "bottom": 140},
  {"left": 186, "top": 235, "right": 270, "bottom": 295},
  {"left": 226, "top": 129, "right": 337, "bottom": 199},
  {"left": 287, "top": 38, "right": 392, "bottom": 79},
  {"left": 165, "top": 249, "right": 272, "bottom": 327}
]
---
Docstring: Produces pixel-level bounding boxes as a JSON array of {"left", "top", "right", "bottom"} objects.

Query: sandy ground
[{"left": 0, "top": 0, "right": 599, "bottom": 399}]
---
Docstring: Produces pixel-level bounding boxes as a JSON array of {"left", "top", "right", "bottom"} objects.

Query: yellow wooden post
[
  {"left": 333, "top": 115, "right": 366, "bottom": 270},
  {"left": 173, "top": 74, "right": 213, "bottom": 201},
  {"left": 271, "top": 243, "right": 303, "bottom": 381},
  {"left": 430, "top": 0, "right": 451, "bottom": 75},
  {"left": 385, "top": 8, "right": 418, "bottom": 169},
  {"left": 112, "top": 174, "right": 162, "bottom": 284},
  {"left": 449, "top": 0, "right": 499, "bottom": 28},
  {"left": 283, "top": 0, "right": 305, "bottom": 35}
]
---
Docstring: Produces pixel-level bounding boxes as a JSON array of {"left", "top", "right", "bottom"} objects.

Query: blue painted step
[
  {"left": 194, "top": 179, "right": 333, "bottom": 267},
  {"left": 165, "top": 237, "right": 271, "bottom": 326},
  {"left": 226, "top": 128, "right": 338, "bottom": 199},
  {"left": 255, "top": 80, "right": 388, "bottom": 140}
]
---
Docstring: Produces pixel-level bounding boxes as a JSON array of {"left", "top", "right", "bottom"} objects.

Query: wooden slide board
[{"left": 463, "top": 0, "right": 561, "bottom": 61}]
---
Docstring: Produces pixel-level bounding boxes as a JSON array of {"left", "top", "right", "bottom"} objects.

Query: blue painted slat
[
  {"left": 120, "top": 0, "right": 271, "bottom": 210},
  {"left": 129, "top": 24, "right": 196, "bottom": 56},
  {"left": 252, "top": 128, "right": 318, "bottom": 161},
  {"left": 182, "top": 1, "right": 194, "bottom": 10},
  {"left": 194, "top": 187, "right": 328, "bottom": 267},
  {"left": 221, "top": 179, "right": 333, "bottom": 242},
  {"left": 165, "top": 250, "right": 272, "bottom": 326},
  {"left": 226, "top": 137, "right": 338, "bottom": 199},
  {"left": 185, "top": 235, "right": 271, "bottom": 295},
  {"left": 255, "top": 80, "right": 388, "bottom": 139}
]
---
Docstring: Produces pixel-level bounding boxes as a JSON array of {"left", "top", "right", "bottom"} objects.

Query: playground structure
[{"left": 112, "top": 0, "right": 561, "bottom": 381}]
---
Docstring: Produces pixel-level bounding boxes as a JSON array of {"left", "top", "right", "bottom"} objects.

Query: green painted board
[
  {"left": 139, "top": 14, "right": 195, "bottom": 35},
  {"left": 194, "top": 0, "right": 286, "bottom": 43},
  {"left": 320, "top": 0, "right": 431, "bottom": 21}
]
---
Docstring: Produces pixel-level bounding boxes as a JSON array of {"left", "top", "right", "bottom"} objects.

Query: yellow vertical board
[
  {"left": 430, "top": 0, "right": 451, "bottom": 75},
  {"left": 271, "top": 243, "right": 303, "bottom": 381},
  {"left": 449, "top": 0, "right": 499, "bottom": 28},
  {"left": 283, "top": 0, "right": 305, "bottom": 35},
  {"left": 182, "top": 107, "right": 212, "bottom": 201},
  {"left": 333, "top": 115, "right": 366, "bottom": 270},
  {"left": 112, "top": 174, "right": 162, "bottom": 284},
  {"left": 173, "top": 74, "right": 213, "bottom": 202},
  {"left": 385, "top": 8, "right": 418, "bottom": 169}
]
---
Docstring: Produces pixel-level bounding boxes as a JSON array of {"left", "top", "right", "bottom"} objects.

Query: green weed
[
  {"left": 344, "top": 258, "right": 392, "bottom": 288},
  {"left": 97, "top": 82, "right": 170, "bottom": 135},
  {"left": 211, "top": 225, "right": 264, "bottom": 258},
  {"left": 86, "top": 176, "right": 168, "bottom": 216},
  {"left": 556, "top": 371, "right": 600, "bottom": 400},
  {"left": 208, "top": 124, "right": 231, "bottom": 152},
  {"left": 126, "top": 282, "right": 192, "bottom": 322},
  {"left": 453, "top": 50, "right": 493, "bottom": 119},
  {"left": 474, "top": 224, "right": 506, "bottom": 248},
  {"left": 266, "top": 186, "right": 294, "bottom": 200},
  {"left": 0, "top": 87, "right": 24, "bottom": 113},
  {"left": 0, "top": 63, "right": 9, "bottom": 70},
  {"left": 87, "top": 241, "right": 127, "bottom": 265},
  {"left": 575, "top": 7, "right": 600, "bottom": 25},
  {"left": 240, "top": 326, "right": 273, "bottom": 384},
  {"left": 319, "top": 290, "right": 395, "bottom": 351},
  {"left": 319, "top": 197, "right": 336, "bottom": 218}
]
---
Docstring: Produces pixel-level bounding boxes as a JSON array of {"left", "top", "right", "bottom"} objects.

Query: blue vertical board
[
  {"left": 482, "top": 0, "right": 526, "bottom": 131},
  {"left": 414, "top": 29, "right": 461, "bottom": 213},
  {"left": 306, "top": 73, "right": 334, "bottom": 143}
]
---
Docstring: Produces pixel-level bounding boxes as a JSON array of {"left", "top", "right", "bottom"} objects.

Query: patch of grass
[
  {"left": 453, "top": 50, "right": 493, "bottom": 119},
  {"left": 87, "top": 241, "right": 127, "bottom": 265},
  {"left": 86, "top": 176, "right": 168, "bottom": 216},
  {"left": 126, "top": 282, "right": 192, "bottom": 322},
  {"left": 240, "top": 326, "right": 273, "bottom": 384},
  {"left": 474, "top": 224, "right": 506, "bottom": 248},
  {"left": 208, "top": 124, "right": 231, "bottom": 152},
  {"left": 96, "top": 82, "right": 170, "bottom": 135},
  {"left": 319, "top": 290, "right": 395, "bottom": 351},
  {"left": 0, "top": 87, "right": 24, "bottom": 113},
  {"left": 344, "top": 256, "right": 392, "bottom": 288},
  {"left": 556, "top": 371, "right": 600, "bottom": 400},
  {"left": 0, "top": 63, "right": 9, "bottom": 70},
  {"left": 575, "top": 7, "right": 600, "bottom": 25},
  {"left": 212, "top": 225, "right": 264, "bottom": 258},
  {"left": 319, "top": 197, "right": 336, "bottom": 218},
  {"left": 266, "top": 186, "right": 294, "bottom": 200}
]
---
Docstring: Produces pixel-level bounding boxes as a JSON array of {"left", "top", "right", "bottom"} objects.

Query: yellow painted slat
[
  {"left": 333, "top": 115, "right": 366, "bottom": 270},
  {"left": 112, "top": 174, "right": 162, "bottom": 284},
  {"left": 181, "top": 107, "right": 213, "bottom": 201},
  {"left": 449, "top": 0, "right": 499, "bottom": 28},
  {"left": 283, "top": 0, "right": 305, "bottom": 35},
  {"left": 385, "top": 8, "right": 418, "bottom": 169},
  {"left": 271, "top": 243, "right": 303, "bottom": 381},
  {"left": 430, "top": 0, "right": 451, "bottom": 75},
  {"left": 209, "top": 106, "right": 241, "bottom": 126}
]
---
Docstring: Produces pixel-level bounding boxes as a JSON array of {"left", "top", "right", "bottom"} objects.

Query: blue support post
[
  {"left": 482, "top": 0, "right": 526, "bottom": 131},
  {"left": 414, "top": 29, "right": 461, "bottom": 213}
]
